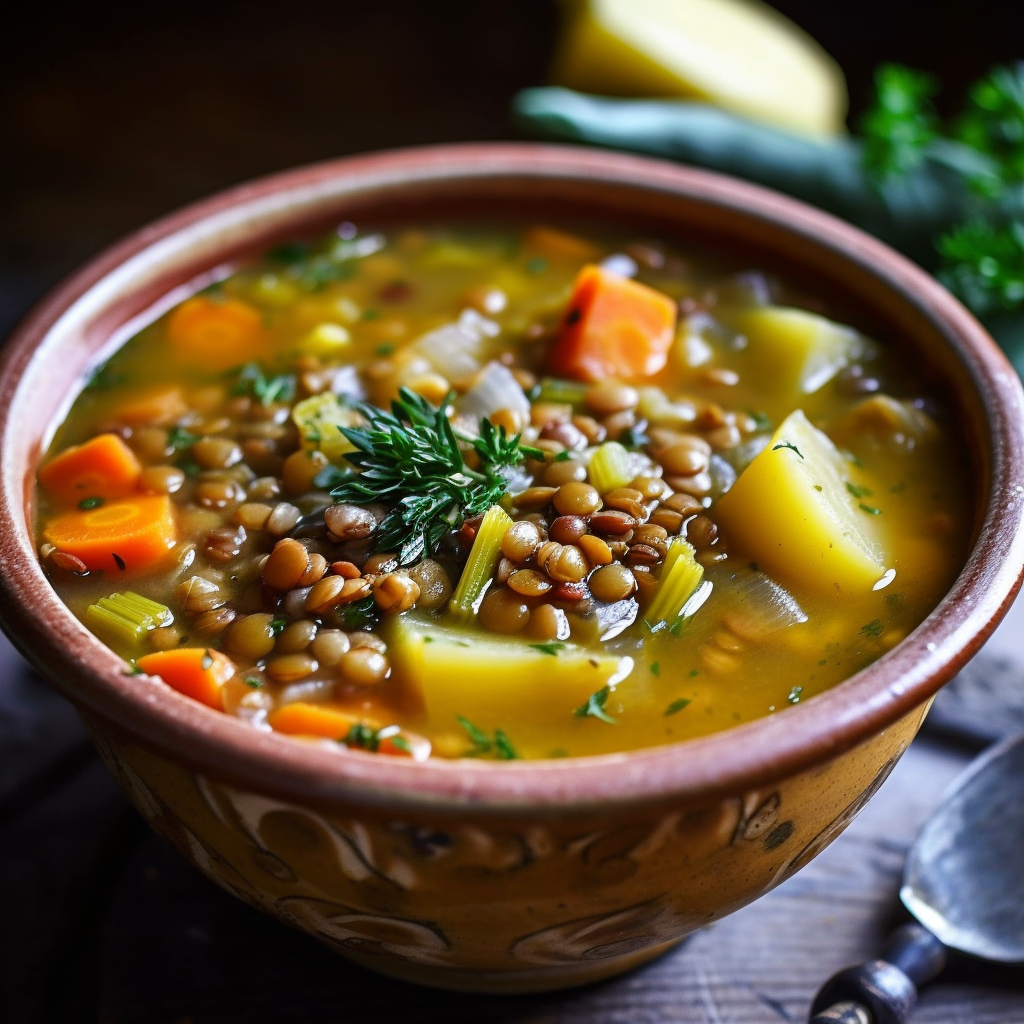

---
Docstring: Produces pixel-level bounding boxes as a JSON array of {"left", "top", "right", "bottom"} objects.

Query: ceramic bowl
[{"left": 1, "top": 144, "right": 1022, "bottom": 994}]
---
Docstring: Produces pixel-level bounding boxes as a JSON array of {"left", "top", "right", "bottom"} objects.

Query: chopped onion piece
[
  {"left": 457, "top": 361, "right": 530, "bottom": 426},
  {"left": 720, "top": 568, "right": 807, "bottom": 638},
  {"left": 409, "top": 308, "right": 500, "bottom": 383}
]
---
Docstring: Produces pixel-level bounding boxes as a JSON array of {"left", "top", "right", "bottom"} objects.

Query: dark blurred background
[{"left": 3, "top": 0, "right": 1024, "bottom": 342}]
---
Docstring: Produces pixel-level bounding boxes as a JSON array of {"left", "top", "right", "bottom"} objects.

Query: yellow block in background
[{"left": 551, "top": 0, "right": 848, "bottom": 135}]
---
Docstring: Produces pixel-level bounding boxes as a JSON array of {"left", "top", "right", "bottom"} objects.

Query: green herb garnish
[
  {"left": 772, "top": 441, "right": 803, "bottom": 458},
  {"left": 846, "top": 481, "right": 874, "bottom": 499},
  {"left": 650, "top": 661, "right": 661, "bottom": 677},
  {"left": 270, "top": 618, "right": 288, "bottom": 636},
  {"left": 859, "top": 503, "right": 882, "bottom": 515},
  {"left": 529, "top": 641, "right": 565, "bottom": 656},
  {"left": 167, "top": 426, "right": 200, "bottom": 452},
  {"left": 232, "top": 362, "right": 297, "bottom": 407},
  {"left": 330, "top": 387, "right": 542, "bottom": 565},
  {"left": 457, "top": 716, "right": 518, "bottom": 759},
  {"left": 78, "top": 496, "right": 104, "bottom": 510},
  {"left": 860, "top": 619, "right": 884, "bottom": 639},
  {"left": 244, "top": 676, "right": 263, "bottom": 689},
  {"left": 664, "top": 697, "right": 691, "bottom": 716},
  {"left": 574, "top": 686, "right": 617, "bottom": 725}
]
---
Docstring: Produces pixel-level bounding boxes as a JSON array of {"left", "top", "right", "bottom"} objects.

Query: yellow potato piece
[
  {"left": 387, "top": 616, "right": 634, "bottom": 736},
  {"left": 551, "top": 0, "right": 847, "bottom": 135},
  {"left": 723, "top": 305, "right": 873, "bottom": 403},
  {"left": 714, "top": 410, "right": 888, "bottom": 595}
]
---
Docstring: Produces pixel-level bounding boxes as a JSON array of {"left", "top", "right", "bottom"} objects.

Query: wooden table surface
[{"left": 3, "top": 3, "right": 1024, "bottom": 1020}]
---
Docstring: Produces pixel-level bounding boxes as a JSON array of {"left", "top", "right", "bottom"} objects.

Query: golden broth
[{"left": 36, "top": 221, "right": 971, "bottom": 760}]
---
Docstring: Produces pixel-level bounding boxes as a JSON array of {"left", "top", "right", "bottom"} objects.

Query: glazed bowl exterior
[{"left": 1, "top": 144, "right": 1022, "bottom": 993}]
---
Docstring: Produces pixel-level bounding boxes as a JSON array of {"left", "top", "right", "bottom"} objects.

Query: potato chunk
[
  {"left": 723, "top": 306, "right": 874, "bottom": 404},
  {"left": 714, "top": 410, "right": 888, "bottom": 595},
  {"left": 387, "top": 616, "right": 634, "bottom": 737}
]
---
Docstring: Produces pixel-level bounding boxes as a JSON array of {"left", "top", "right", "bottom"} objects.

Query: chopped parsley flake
[
  {"left": 457, "top": 716, "right": 518, "bottom": 759},
  {"left": 244, "top": 676, "right": 263, "bottom": 689},
  {"left": 859, "top": 503, "right": 882, "bottom": 515},
  {"left": 846, "top": 481, "right": 874, "bottom": 499},
  {"left": 574, "top": 686, "right": 617, "bottom": 724},
  {"left": 772, "top": 441, "right": 803, "bottom": 458},
  {"left": 78, "top": 496, "right": 104, "bottom": 510},
  {"left": 650, "top": 661, "right": 661, "bottom": 677},
  {"left": 860, "top": 619, "right": 884, "bottom": 638},
  {"left": 529, "top": 641, "right": 565, "bottom": 656},
  {"left": 664, "top": 697, "right": 691, "bottom": 716},
  {"left": 270, "top": 618, "right": 288, "bottom": 636}
]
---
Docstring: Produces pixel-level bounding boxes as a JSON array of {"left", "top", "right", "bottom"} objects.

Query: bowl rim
[{"left": 2, "top": 141, "right": 1023, "bottom": 814}]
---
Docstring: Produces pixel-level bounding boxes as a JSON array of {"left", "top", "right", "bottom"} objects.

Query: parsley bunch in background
[{"left": 861, "top": 63, "right": 1024, "bottom": 316}]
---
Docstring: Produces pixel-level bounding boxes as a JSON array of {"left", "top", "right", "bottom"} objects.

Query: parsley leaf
[
  {"left": 859, "top": 64, "right": 940, "bottom": 180},
  {"left": 529, "top": 641, "right": 565, "bottom": 656},
  {"left": 456, "top": 716, "right": 518, "bottom": 759},
  {"left": 860, "top": 619, "right": 884, "bottom": 639},
  {"left": 664, "top": 697, "right": 691, "bottom": 716},
  {"left": 232, "top": 362, "right": 297, "bottom": 407},
  {"left": 772, "top": 441, "right": 803, "bottom": 459},
  {"left": 574, "top": 686, "right": 617, "bottom": 724}
]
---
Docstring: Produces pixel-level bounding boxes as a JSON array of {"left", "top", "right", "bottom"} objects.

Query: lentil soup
[{"left": 35, "top": 221, "right": 971, "bottom": 760}]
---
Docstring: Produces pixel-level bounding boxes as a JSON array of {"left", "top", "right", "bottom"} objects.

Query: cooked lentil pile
[{"left": 35, "top": 222, "right": 971, "bottom": 759}]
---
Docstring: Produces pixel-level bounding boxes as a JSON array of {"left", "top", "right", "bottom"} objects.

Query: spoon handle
[{"left": 808, "top": 923, "right": 948, "bottom": 1023}]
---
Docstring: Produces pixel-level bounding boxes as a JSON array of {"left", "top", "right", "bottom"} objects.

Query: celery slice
[
  {"left": 645, "top": 538, "right": 705, "bottom": 629},
  {"left": 588, "top": 441, "right": 633, "bottom": 494},
  {"left": 86, "top": 591, "right": 173, "bottom": 647},
  {"left": 449, "top": 504, "right": 513, "bottom": 620},
  {"left": 535, "top": 376, "right": 588, "bottom": 406}
]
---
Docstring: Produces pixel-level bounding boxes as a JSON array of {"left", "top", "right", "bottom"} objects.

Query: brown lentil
[
  {"left": 553, "top": 482, "right": 601, "bottom": 517},
  {"left": 235, "top": 502, "right": 273, "bottom": 531},
  {"left": 304, "top": 575, "right": 349, "bottom": 614},
  {"left": 602, "top": 488, "right": 646, "bottom": 520},
  {"left": 363, "top": 552, "right": 400, "bottom": 574},
  {"left": 196, "top": 479, "right": 246, "bottom": 510},
  {"left": 148, "top": 626, "right": 183, "bottom": 651},
  {"left": 543, "top": 458, "right": 587, "bottom": 486},
  {"left": 266, "top": 653, "right": 319, "bottom": 683},
  {"left": 276, "top": 619, "right": 318, "bottom": 653},
  {"left": 513, "top": 486, "right": 557, "bottom": 512},
  {"left": 203, "top": 525, "right": 247, "bottom": 564},
  {"left": 478, "top": 588, "right": 530, "bottom": 634},
  {"left": 339, "top": 647, "right": 389, "bottom": 686},
  {"left": 325, "top": 503, "right": 378, "bottom": 541},
  {"left": 193, "top": 437, "right": 243, "bottom": 470},
  {"left": 526, "top": 602, "right": 562, "bottom": 640},
  {"left": 282, "top": 448, "right": 329, "bottom": 495},
  {"left": 310, "top": 629, "right": 350, "bottom": 666},
  {"left": 330, "top": 560, "right": 362, "bottom": 580},
  {"left": 649, "top": 508, "right": 685, "bottom": 534},
  {"left": 541, "top": 543, "right": 589, "bottom": 583},
  {"left": 336, "top": 577, "right": 373, "bottom": 605},
  {"left": 589, "top": 563, "right": 638, "bottom": 603},
  {"left": 131, "top": 426, "right": 170, "bottom": 462},
  {"left": 540, "top": 420, "right": 587, "bottom": 450},
  {"left": 501, "top": 520, "right": 542, "bottom": 562},
  {"left": 507, "top": 569, "right": 553, "bottom": 598},
  {"left": 177, "top": 575, "right": 225, "bottom": 614},
  {"left": 490, "top": 407, "right": 526, "bottom": 436},
  {"left": 625, "top": 543, "right": 663, "bottom": 567},
  {"left": 192, "top": 606, "right": 237, "bottom": 637},
  {"left": 589, "top": 509, "right": 637, "bottom": 536},
  {"left": 585, "top": 381, "right": 639, "bottom": 416},
  {"left": 263, "top": 538, "right": 312, "bottom": 591},
  {"left": 296, "top": 552, "right": 329, "bottom": 587},
  {"left": 408, "top": 559, "right": 451, "bottom": 610},
  {"left": 548, "top": 515, "right": 587, "bottom": 545},
  {"left": 373, "top": 572, "right": 420, "bottom": 614},
  {"left": 630, "top": 475, "right": 669, "bottom": 501},
  {"left": 602, "top": 409, "right": 637, "bottom": 438},
  {"left": 266, "top": 502, "right": 302, "bottom": 536},
  {"left": 224, "top": 613, "right": 277, "bottom": 659},
  {"left": 686, "top": 514, "right": 719, "bottom": 549},
  {"left": 658, "top": 440, "right": 711, "bottom": 477},
  {"left": 570, "top": 414, "right": 607, "bottom": 445},
  {"left": 578, "top": 533, "right": 613, "bottom": 566},
  {"left": 139, "top": 465, "right": 185, "bottom": 495}
]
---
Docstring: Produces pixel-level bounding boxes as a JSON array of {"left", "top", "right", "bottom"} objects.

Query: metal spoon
[{"left": 809, "top": 732, "right": 1024, "bottom": 1023}]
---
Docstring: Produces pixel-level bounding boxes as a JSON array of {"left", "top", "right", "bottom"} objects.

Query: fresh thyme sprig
[
  {"left": 860, "top": 62, "right": 1024, "bottom": 317},
  {"left": 331, "top": 387, "right": 541, "bottom": 566}
]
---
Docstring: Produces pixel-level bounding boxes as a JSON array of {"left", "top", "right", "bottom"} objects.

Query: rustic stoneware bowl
[{"left": 1, "top": 144, "right": 1023, "bottom": 994}]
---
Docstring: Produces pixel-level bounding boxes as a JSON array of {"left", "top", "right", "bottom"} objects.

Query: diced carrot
[
  {"left": 268, "top": 702, "right": 362, "bottom": 740},
  {"left": 111, "top": 385, "right": 189, "bottom": 426},
  {"left": 547, "top": 264, "right": 678, "bottom": 382},
  {"left": 136, "top": 647, "right": 235, "bottom": 710},
  {"left": 522, "top": 225, "right": 601, "bottom": 263},
  {"left": 38, "top": 433, "right": 141, "bottom": 506},
  {"left": 166, "top": 295, "right": 267, "bottom": 371},
  {"left": 42, "top": 494, "right": 177, "bottom": 574}
]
